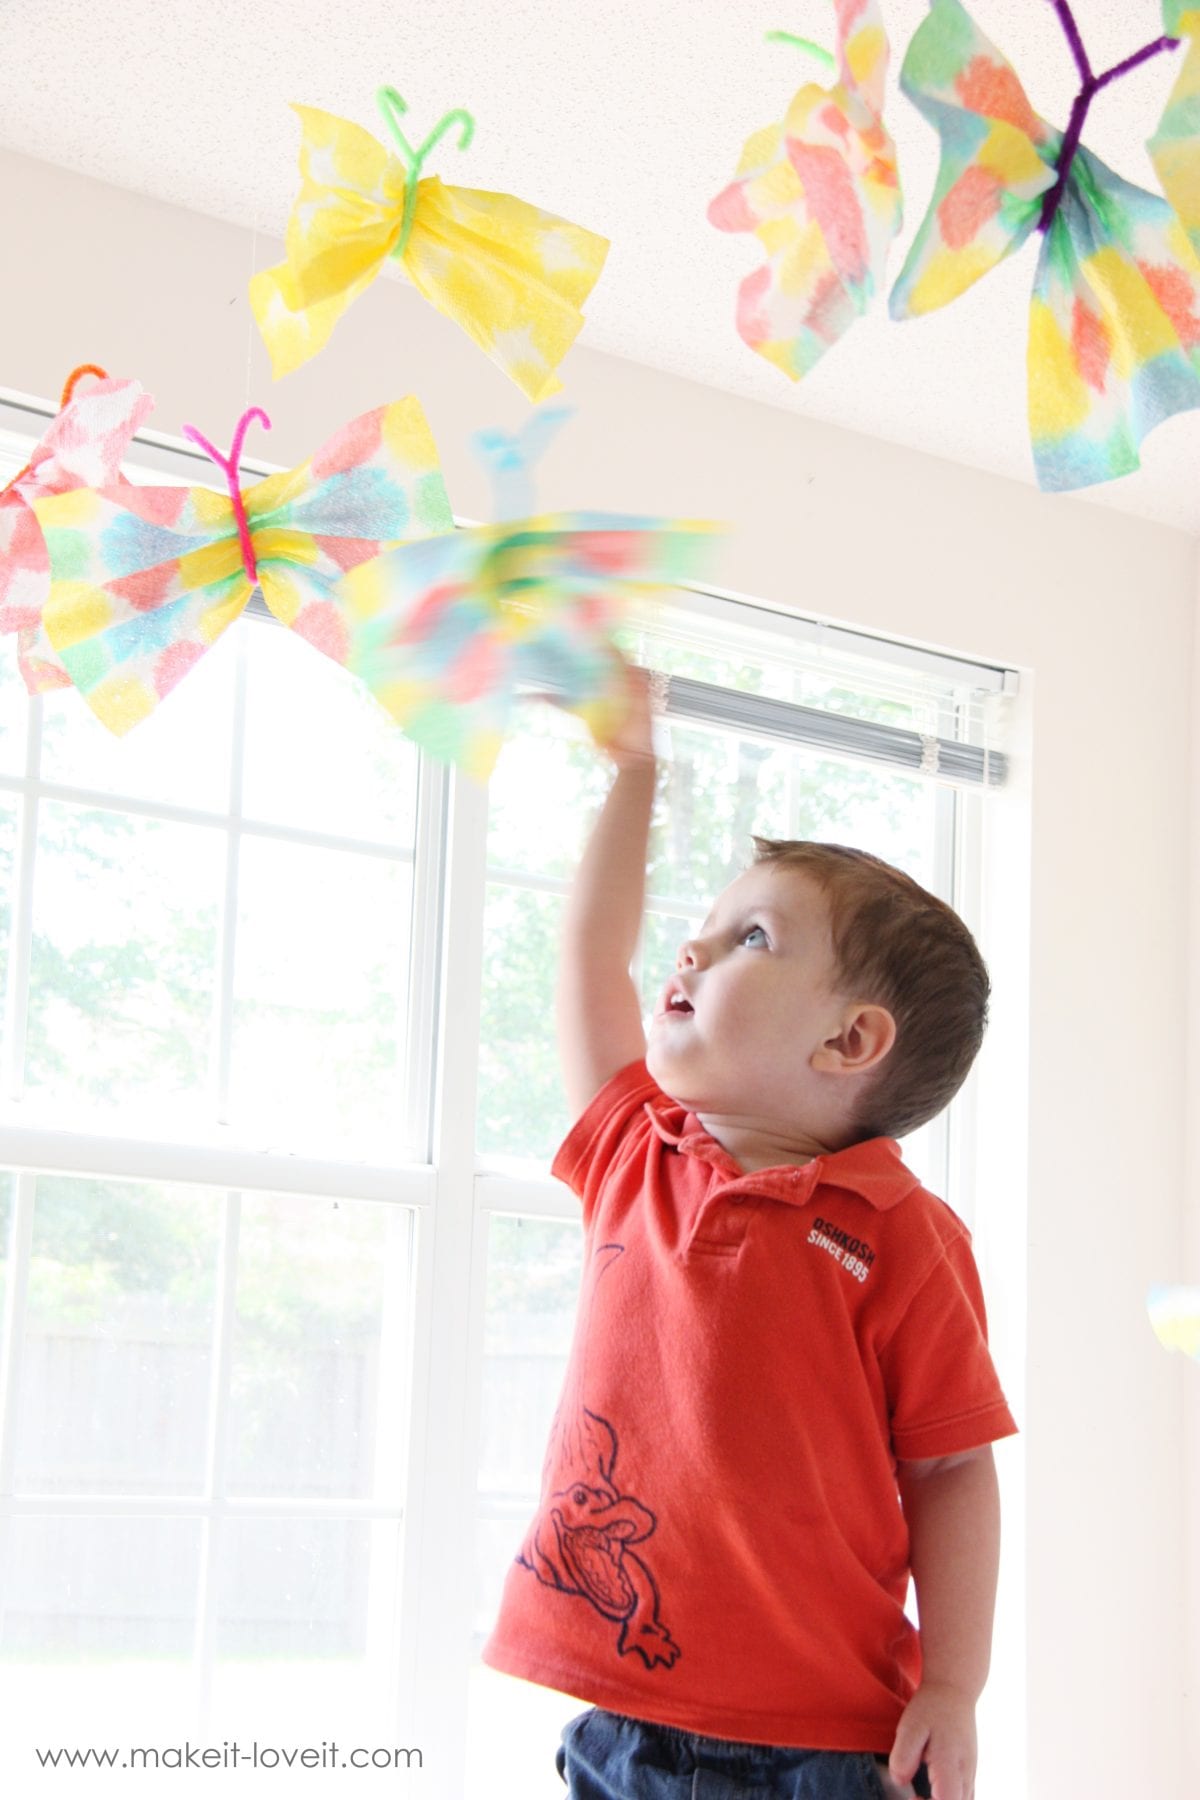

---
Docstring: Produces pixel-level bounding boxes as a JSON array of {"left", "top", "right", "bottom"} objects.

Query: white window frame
[{"left": 0, "top": 403, "right": 1013, "bottom": 1798}]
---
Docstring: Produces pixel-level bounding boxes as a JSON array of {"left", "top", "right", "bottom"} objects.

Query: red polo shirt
[{"left": 483, "top": 1061, "right": 1017, "bottom": 1751}]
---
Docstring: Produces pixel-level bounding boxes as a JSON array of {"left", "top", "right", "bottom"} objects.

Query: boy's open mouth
[{"left": 658, "top": 979, "right": 694, "bottom": 1019}]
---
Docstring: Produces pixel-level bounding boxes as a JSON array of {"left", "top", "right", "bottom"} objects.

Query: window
[{"left": 0, "top": 401, "right": 1013, "bottom": 1797}]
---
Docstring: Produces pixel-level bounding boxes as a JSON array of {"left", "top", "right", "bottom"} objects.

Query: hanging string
[
  {"left": 472, "top": 406, "right": 573, "bottom": 519},
  {"left": 245, "top": 221, "right": 258, "bottom": 421}
]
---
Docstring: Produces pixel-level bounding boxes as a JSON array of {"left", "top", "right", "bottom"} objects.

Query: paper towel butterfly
[
  {"left": 0, "top": 364, "right": 155, "bottom": 695},
  {"left": 1147, "top": 1285, "right": 1200, "bottom": 1360},
  {"left": 251, "top": 86, "right": 609, "bottom": 400},
  {"left": 890, "top": 0, "right": 1195, "bottom": 493},
  {"left": 338, "top": 412, "right": 716, "bottom": 781},
  {"left": 1148, "top": 2, "right": 1200, "bottom": 260},
  {"left": 708, "top": 5, "right": 902, "bottom": 380},
  {"left": 30, "top": 397, "right": 454, "bottom": 736}
]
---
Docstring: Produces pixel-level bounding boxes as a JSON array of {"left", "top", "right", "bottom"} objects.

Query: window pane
[
  {"left": 474, "top": 1214, "right": 583, "bottom": 1639},
  {"left": 771, "top": 749, "right": 936, "bottom": 881},
  {"left": 649, "top": 719, "right": 937, "bottom": 898},
  {"left": 1, "top": 1515, "right": 201, "bottom": 1740},
  {"left": 227, "top": 1194, "right": 409, "bottom": 1500},
  {"left": 210, "top": 1515, "right": 404, "bottom": 1736},
  {"left": 37, "top": 627, "right": 237, "bottom": 815},
  {"left": 228, "top": 837, "right": 413, "bottom": 1153},
  {"left": 476, "top": 1214, "right": 583, "bottom": 1529},
  {"left": 13, "top": 1175, "right": 220, "bottom": 1495},
  {"left": 0, "top": 792, "right": 16, "bottom": 1069},
  {"left": 467, "top": 1665, "right": 582, "bottom": 1800},
  {"left": 487, "top": 703, "right": 610, "bottom": 882},
  {"left": 24, "top": 802, "right": 223, "bottom": 1122},
  {"left": 477, "top": 885, "right": 567, "bottom": 1161},
  {"left": 0, "top": 627, "right": 26, "bottom": 774},
  {"left": 242, "top": 613, "right": 420, "bottom": 848},
  {"left": 0, "top": 1170, "right": 11, "bottom": 1325},
  {"left": 468, "top": 1214, "right": 585, "bottom": 1800}
]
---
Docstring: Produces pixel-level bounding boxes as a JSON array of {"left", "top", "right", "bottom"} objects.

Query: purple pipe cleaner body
[{"left": 1038, "top": 1, "right": 1179, "bottom": 232}]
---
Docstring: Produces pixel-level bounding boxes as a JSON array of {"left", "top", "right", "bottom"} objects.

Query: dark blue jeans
[{"left": 555, "top": 1709, "right": 933, "bottom": 1800}]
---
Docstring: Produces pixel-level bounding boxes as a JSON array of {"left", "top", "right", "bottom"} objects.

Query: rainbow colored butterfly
[
  {"left": 1149, "top": 2, "right": 1200, "bottom": 261},
  {"left": 708, "top": 3, "right": 902, "bottom": 380},
  {"left": 339, "top": 510, "right": 715, "bottom": 782},
  {"left": 1, "top": 365, "right": 154, "bottom": 695},
  {"left": 31, "top": 398, "right": 453, "bottom": 735},
  {"left": 890, "top": 0, "right": 1199, "bottom": 492}
]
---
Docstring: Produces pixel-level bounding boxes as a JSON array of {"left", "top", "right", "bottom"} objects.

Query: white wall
[{"left": 2, "top": 145, "right": 1196, "bottom": 1798}]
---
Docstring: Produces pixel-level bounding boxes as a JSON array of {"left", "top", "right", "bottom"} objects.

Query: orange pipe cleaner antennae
[
  {"left": 60, "top": 363, "right": 109, "bottom": 405},
  {"left": 1, "top": 364, "right": 113, "bottom": 497}
]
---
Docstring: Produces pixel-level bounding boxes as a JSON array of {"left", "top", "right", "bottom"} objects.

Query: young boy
[{"left": 483, "top": 670, "right": 1016, "bottom": 1800}]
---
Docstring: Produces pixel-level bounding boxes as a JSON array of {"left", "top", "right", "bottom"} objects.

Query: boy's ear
[{"left": 811, "top": 1004, "right": 896, "bottom": 1077}]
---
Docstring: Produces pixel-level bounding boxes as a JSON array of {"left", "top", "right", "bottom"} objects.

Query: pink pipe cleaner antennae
[{"left": 181, "top": 406, "right": 272, "bottom": 583}]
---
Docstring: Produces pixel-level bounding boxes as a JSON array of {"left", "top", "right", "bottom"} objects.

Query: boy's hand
[
  {"left": 596, "top": 660, "right": 656, "bottom": 770},
  {"left": 889, "top": 1682, "right": 977, "bottom": 1800}
]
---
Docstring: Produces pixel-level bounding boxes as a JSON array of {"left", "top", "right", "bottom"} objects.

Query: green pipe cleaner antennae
[
  {"left": 376, "top": 85, "right": 476, "bottom": 260},
  {"left": 765, "top": 28, "right": 837, "bottom": 73}
]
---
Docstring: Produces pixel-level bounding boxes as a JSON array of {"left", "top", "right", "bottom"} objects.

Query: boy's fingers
[
  {"left": 888, "top": 1715, "right": 929, "bottom": 1787},
  {"left": 924, "top": 1751, "right": 971, "bottom": 1800}
]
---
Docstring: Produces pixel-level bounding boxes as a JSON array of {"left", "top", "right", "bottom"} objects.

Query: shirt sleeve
[
  {"left": 880, "top": 1232, "right": 1018, "bottom": 1461},
  {"left": 550, "top": 1059, "right": 663, "bottom": 1231}
]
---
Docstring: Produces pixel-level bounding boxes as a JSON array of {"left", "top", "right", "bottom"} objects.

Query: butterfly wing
[
  {"left": 247, "top": 395, "right": 455, "bottom": 665},
  {"left": 500, "top": 512, "right": 711, "bottom": 748},
  {"left": 400, "top": 179, "right": 609, "bottom": 403},
  {"left": 1147, "top": 1284, "right": 1200, "bottom": 1359},
  {"left": 32, "top": 483, "right": 251, "bottom": 735},
  {"left": 340, "top": 530, "right": 512, "bottom": 779},
  {"left": 888, "top": 0, "right": 1055, "bottom": 321},
  {"left": 707, "top": 0, "right": 901, "bottom": 380},
  {"left": 339, "top": 513, "right": 712, "bottom": 779},
  {"left": 0, "top": 375, "right": 154, "bottom": 694},
  {"left": 250, "top": 106, "right": 409, "bottom": 379},
  {"left": 1030, "top": 145, "right": 1200, "bottom": 490},
  {"left": 1162, "top": 0, "right": 1198, "bottom": 33},
  {"left": 1148, "top": 14, "right": 1200, "bottom": 261}
]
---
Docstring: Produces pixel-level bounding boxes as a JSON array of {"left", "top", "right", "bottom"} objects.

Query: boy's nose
[{"left": 677, "top": 938, "right": 706, "bottom": 970}]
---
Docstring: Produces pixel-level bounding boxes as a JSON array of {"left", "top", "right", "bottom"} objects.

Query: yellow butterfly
[{"left": 251, "top": 88, "right": 609, "bottom": 401}]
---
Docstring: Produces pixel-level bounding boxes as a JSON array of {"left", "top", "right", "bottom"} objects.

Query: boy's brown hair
[{"left": 751, "top": 838, "right": 989, "bottom": 1142}]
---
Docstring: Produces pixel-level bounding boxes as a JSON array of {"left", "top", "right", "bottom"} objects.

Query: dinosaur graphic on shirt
[{"left": 517, "top": 1243, "right": 680, "bottom": 1669}]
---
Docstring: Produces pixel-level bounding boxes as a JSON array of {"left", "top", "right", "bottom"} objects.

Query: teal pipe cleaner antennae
[
  {"left": 474, "top": 407, "right": 573, "bottom": 519},
  {"left": 765, "top": 28, "right": 837, "bottom": 73},
  {"left": 376, "top": 85, "right": 476, "bottom": 261}
]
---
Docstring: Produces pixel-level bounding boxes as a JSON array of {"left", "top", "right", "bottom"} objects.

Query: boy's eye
[{"left": 740, "top": 924, "right": 768, "bottom": 948}]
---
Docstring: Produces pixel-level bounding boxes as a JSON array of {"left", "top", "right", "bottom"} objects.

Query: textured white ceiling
[{"left": 3, "top": 0, "right": 1199, "bottom": 530}]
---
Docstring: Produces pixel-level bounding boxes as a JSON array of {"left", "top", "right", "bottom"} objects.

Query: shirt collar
[{"left": 642, "top": 1093, "right": 921, "bottom": 1212}]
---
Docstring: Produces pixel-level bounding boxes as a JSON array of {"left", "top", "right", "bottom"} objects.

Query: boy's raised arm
[{"left": 556, "top": 666, "right": 657, "bottom": 1121}]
